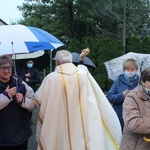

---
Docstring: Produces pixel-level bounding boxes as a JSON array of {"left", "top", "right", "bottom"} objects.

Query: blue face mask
[
  {"left": 124, "top": 71, "right": 136, "bottom": 78},
  {"left": 27, "top": 63, "right": 33, "bottom": 68}
]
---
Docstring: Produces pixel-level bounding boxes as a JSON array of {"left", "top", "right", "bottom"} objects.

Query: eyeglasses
[{"left": 0, "top": 67, "right": 12, "bottom": 71}]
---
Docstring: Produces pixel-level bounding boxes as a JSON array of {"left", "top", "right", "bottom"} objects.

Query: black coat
[
  {"left": 19, "top": 67, "right": 41, "bottom": 92},
  {"left": 0, "top": 76, "right": 32, "bottom": 146}
]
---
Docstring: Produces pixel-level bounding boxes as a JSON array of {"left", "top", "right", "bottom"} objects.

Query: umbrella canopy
[
  {"left": 104, "top": 52, "right": 150, "bottom": 81},
  {"left": 0, "top": 24, "right": 65, "bottom": 55},
  {"left": 13, "top": 50, "right": 49, "bottom": 72},
  {"left": 15, "top": 52, "right": 50, "bottom": 72},
  {"left": 0, "top": 24, "right": 64, "bottom": 74},
  {"left": 71, "top": 52, "right": 96, "bottom": 68},
  {"left": 14, "top": 50, "right": 45, "bottom": 59}
]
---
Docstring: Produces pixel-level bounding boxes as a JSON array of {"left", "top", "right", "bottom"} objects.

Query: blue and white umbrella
[
  {"left": 0, "top": 24, "right": 65, "bottom": 73},
  {"left": 0, "top": 24, "right": 65, "bottom": 55}
]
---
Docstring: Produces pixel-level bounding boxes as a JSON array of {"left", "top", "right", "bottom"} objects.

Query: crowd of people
[{"left": 0, "top": 48, "right": 150, "bottom": 150}]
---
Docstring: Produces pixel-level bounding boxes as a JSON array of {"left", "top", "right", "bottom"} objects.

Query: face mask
[
  {"left": 27, "top": 63, "right": 33, "bottom": 68},
  {"left": 143, "top": 86, "right": 150, "bottom": 100},
  {"left": 124, "top": 71, "right": 136, "bottom": 78},
  {"left": 144, "top": 87, "right": 150, "bottom": 95}
]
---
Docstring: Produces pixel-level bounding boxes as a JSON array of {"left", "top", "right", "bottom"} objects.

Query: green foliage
[
  {"left": 141, "top": 36, "right": 150, "bottom": 53},
  {"left": 15, "top": 0, "right": 150, "bottom": 92},
  {"left": 67, "top": 36, "right": 124, "bottom": 90},
  {"left": 93, "top": 38, "right": 123, "bottom": 90},
  {"left": 126, "top": 36, "right": 142, "bottom": 53},
  {"left": 67, "top": 38, "right": 81, "bottom": 52}
]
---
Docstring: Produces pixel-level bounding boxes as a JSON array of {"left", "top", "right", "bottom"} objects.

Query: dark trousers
[{"left": 0, "top": 140, "right": 28, "bottom": 150}]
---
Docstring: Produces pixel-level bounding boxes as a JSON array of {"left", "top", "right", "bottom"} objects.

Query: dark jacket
[
  {"left": 0, "top": 76, "right": 32, "bottom": 146},
  {"left": 107, "top": 74, "right": 139, "bottom": 131},
  {"left": 19, "top": 67, "right": 41, "bottom": 92}
]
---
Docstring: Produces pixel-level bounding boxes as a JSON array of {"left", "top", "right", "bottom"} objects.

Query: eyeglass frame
[{"left": 0, "top": 67, "right": 12, "bottom": 71}]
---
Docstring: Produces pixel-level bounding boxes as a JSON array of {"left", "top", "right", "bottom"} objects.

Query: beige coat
[
  {"left": 34, "top": 63, "right": 122, "bottom": 150},
  {"left": 120, "top": 85, "right": 150, "bottom": 150}
]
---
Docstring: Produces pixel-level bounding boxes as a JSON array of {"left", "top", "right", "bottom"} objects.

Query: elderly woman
[
  {"left": 120, "top": 67, "right": 150, "bottom": 150},
  {"left": 107, "top": 58, "right": 139, "bottom": 131},
  {"left": 0, "top": 55, "right": 35, "bottom": 150}
]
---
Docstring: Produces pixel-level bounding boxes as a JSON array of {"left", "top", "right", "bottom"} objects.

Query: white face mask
[
  {"left": 144, "top": 87, "right": 150, "bottom": 96},
  {"left": 124, "top": 71, "right": 136, "bottom": 78},
  {"left": 143, "top": 86, "right": 150, "bottom": 99}
]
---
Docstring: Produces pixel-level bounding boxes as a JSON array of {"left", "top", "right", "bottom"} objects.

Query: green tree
[
  {"left": 141, "top": 36, "right": 150, "bottom": 53},
  {"left": 126, "top": 36, "right": 142, "bottom": 53},
  {"left": 16, "top": 0, "right": 150, "bottom": 91},
  {"left": 18, "top": 0, "right": 150, "bottom": 40}
]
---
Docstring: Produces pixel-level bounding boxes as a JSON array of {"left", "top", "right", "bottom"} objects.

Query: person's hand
[
  {"left": 123, "top": 89, "right": 130, "bottom": 97},
  {"left": 25, "top": 78, "right": 30, "bottom": 82},
  {"left": 16, "top": 93, "right": 23, "bottom": 104},
  {"left": 13, "top": 73, "right": 18, "bottom": 78},
  {"left": 80, "top": 48, "right": 90, "bottom": 61},
  {"left": 25, "top": 73, "right": 31, "bottom": 77},
  {"left": 5, "top": 86, "right": 17, "bottom": 97}
]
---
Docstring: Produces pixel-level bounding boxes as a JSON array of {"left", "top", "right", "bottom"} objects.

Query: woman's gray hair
[
  {"left": 0, "top": 55, "right": 13, "bottom": 67},
  {"left": 54, "top": 50, "right": 72, "bottom": 64}
]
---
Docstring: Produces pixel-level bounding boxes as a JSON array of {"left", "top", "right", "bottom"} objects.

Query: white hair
[{"left": 54, "top": 50, "right": 72, "bottom": 64}]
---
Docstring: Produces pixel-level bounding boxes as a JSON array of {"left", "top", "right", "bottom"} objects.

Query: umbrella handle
[
  {"left": 14, "top": 77, "right": 19, "bottom": 104},
  {"left": 140, "top": 61, "right": 143, "bottom": 72},
  {"left": 11, "top": 42, "right": 18, "bottom": 76},
  {"left": 143, "top": 135, "right": 150, "bottom": 142}
]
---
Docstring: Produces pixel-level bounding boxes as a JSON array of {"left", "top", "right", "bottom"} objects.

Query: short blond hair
[{"left": 123, "top": 58, "right": 138, "bottom": 71}]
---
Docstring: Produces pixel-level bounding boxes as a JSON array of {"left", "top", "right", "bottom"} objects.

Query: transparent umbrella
[{"left": 104, "top": 52, "right": 150, "bottom": 81}]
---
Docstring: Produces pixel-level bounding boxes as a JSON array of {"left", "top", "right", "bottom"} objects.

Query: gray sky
[{"left": 0, "top": 0, "right": 24, "bottom": 24}]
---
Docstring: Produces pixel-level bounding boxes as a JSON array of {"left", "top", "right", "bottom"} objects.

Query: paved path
[{"left": 28, "top": 107, "right": 39, "bottom": 150}]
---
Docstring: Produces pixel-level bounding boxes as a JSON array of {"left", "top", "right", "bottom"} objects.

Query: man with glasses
[{"left": 0, "top": 55, "right": 35, "bottom": 150}]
